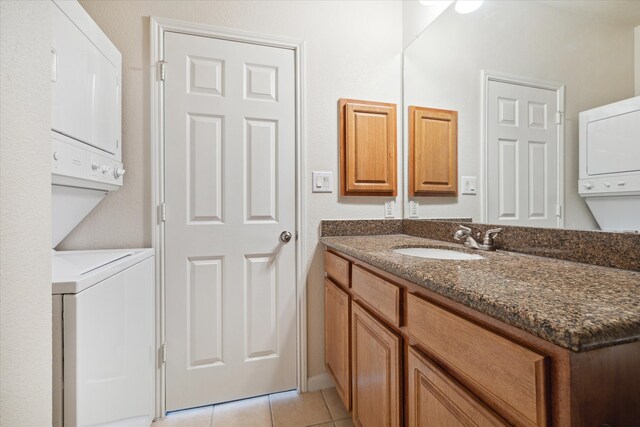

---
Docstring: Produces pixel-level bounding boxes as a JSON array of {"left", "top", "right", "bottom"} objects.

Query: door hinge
[
  {"left": 159, "top": 202, "right": 167, "bottom": 223},
  {"left": 556, "top": 204, "right": 562, "bottom": 217},
  {"left": 555, "top": 110, "right": 562, "bottom": 125},
  {"left": 158, "top": 60, "right": 167, "bottom": 81},
  {"left": 161, "top": 342, "right": 167, "bottom": 364}
]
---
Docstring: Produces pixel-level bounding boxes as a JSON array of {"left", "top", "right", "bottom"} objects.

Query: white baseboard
[{"left": 306, "top": 372, "right": 335, "bottom": 392}]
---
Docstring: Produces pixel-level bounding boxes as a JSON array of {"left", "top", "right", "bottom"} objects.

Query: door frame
[
  {"left": 480, "top": 70, "right": 565, "bottom": 227},
  {"left": 150, "top": 17, "right": 307, "bottom": 418}
]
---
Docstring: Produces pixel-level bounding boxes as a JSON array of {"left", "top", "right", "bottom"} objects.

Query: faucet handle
[
  {"left": 454, "top": 225, "right": 472, "bottom": 241},
  {"left": 483, "top": 228, "right": 503, "bottom": 245}
]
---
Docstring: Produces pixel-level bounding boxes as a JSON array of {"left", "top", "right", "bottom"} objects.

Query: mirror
[{"left": 402, "top": 0, "right": 640, "bottom": 230}]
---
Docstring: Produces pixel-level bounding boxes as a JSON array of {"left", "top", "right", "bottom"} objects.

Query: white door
[
  {"left": 164, "top": 32, "right": 297, "bottom": 411},
  {"left": 487, "top": 80, "right": 561, "bottom": 227}
]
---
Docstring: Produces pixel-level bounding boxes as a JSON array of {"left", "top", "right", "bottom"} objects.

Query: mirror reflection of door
[{"left": 485, "top": 76, "right": 564, "bottom": 228}]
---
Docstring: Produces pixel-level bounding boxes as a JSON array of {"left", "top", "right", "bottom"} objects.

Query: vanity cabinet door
[
  {"left": 325, "top": 279, "right": 351, "bottom": 410},
  {"left": 339, "top": 99, "right": 397, "bottom": 196},
  {"left": 407, "top": 346, "right": 508, "bottom": 427},
  {"left": 351, "top": 302, "right": 401, "bottom": 427}
]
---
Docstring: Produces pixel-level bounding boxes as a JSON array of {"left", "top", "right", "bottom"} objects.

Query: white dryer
[{"left": 52, "top": 249, "right": 155, "bottom": 427}]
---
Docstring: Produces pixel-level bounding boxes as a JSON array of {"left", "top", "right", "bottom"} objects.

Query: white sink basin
[{"left": 393, "top": 247, "right": 484, "bottom": 260}]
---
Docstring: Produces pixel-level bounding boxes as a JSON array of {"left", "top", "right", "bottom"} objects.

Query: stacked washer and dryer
[
  {"left": 51, "top": 1, "right": 154, "bottom": 426},
  {"left": 579, "top": 96, "right": 640, "bottom": 232}
]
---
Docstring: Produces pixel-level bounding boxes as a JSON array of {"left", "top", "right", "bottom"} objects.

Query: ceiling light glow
[{"left": 454, "top": 0, "right": 484, "bottom": 14}]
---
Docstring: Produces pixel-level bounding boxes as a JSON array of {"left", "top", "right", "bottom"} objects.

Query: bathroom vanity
[{"left": 322, "top": 231, "right": 640, "bottom": 426}]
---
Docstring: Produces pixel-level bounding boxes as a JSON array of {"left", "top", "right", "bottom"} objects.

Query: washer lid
[{"left": 52, "top": 248, "right": 153, "bottom": 294}]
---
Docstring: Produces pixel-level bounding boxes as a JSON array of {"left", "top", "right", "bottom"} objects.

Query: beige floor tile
[
  {"left": 334, "top": 418, "right": 354, "bottom": 427},
  {"left": 308, "top": 423, "right": 334, "bottom": 427},
  {"left": 320, "top": 388, "right": 350, "bottom": 421},
  {"left": 211, "top": 395, "right": 272, "bottom": 427},
  {"left": 270, "top": 390, "right": 332, "bottom": 427},
  {"left": 152, "top": 405, "right": 213, "bottom": 427}
]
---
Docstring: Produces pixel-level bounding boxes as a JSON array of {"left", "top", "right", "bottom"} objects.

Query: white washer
[{"left": 53, "top": 249, "right": 155, "bottom": 427}]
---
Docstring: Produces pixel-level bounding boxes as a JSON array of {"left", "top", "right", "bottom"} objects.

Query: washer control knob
[
  {"left": 604, "top": 182, "right": 610, "bottom": 188},
  {"left": 91, "top": 162, "right": 100, "bottom": 171},
  {"left": 114, "top": 167, "right": 126, "bottom": 178},
  {"left": 584, "top": 182, "right": 593, "bottom": 190},
  {"left": 102, "top": 164, "right": 111, "bottom": 174},
  {"left": 53, "top": 152, "right": 60, "bottom": 161}
]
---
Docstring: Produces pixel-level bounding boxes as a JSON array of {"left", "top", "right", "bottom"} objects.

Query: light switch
[
  {"left": 312, "top": 171, "right": 333, "bottom": 193},
  {"left": 461, "top": 176, "right": 477, "bottom": 195}
]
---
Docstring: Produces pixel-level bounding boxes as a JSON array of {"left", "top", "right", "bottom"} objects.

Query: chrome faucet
[{"left": 453, "top": 225, "right": 502, "bottom": 251}]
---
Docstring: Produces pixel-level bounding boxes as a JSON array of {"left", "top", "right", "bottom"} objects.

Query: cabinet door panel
[
  {"left": 325, "top": 279, "right": 351, "bottom": 410},
  {"left": 409, "top": 106, "right": 457, "bottom": 196},
  {"left": 408, "top": 346, "right": 508, "bottom": 427},
  {"left": 351, "top": 302, "right": 401, "bottom": 427},
  {"left": 339, "top": 99, "right": 397, "bottom": 196}
]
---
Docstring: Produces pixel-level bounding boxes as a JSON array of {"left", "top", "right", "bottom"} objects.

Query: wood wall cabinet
[
  {"left": 339, "top": 99, "right": 397, "bottom": 196},
  {"left": 351, "top": 302, "right": 401, "bottom": 427},
  {"left": 324, "top": 278, "right": 351, "bottom": 410},
  {"left": 408, "top": 106, "right": 458, "bottom": 196}
]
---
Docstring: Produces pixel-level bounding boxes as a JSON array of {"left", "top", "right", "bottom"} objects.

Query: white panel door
[
  {"left": 487, "top": 80, "right": 560, "bottom": 227},
  {"left": 164, "top": 32, "right": 297, "bottom": 411}
]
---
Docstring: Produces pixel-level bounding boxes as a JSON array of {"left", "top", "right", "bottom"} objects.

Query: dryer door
[{"left": 52, "top": 3, "right": 120, "bottom": 156}]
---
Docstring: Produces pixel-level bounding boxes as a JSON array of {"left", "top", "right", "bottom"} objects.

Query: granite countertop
[{"left": 320, "top": 234, "right": 640, "bottom": 352}]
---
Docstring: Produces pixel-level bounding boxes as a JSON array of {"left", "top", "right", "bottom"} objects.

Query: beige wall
[
  {"left": 0, "top": 2, "right": 52, "bottom": 425},
  {"left": 404, "top": 0, "right": 636, "bottom": 230},
  {"left": 633, "top": 25, "right": 640, "bottom": 96},
  {"left": 65, "top": 0, "right": 403, "bottom": 380},
  {"left": 402, "top": 0, "right": 451, "bottom": 49}
]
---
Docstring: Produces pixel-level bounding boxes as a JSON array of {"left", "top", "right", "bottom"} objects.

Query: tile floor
[{"left": 152, "top": 388, "right": 353, "bottom": 427}]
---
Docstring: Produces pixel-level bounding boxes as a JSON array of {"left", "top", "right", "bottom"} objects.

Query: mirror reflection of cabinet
[
  {"left": 408, "top": 106, "right": 458, "bottom": 197},
  {"left": 339, "top": 99, "right": 397, "bottom": 196}
]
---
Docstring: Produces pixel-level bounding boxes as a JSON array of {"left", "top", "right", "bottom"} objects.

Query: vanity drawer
[
  {"left": 324, "top": 251, "right": 350, "bottom": 288},
  {"left": 352, "top": 265, "right": 401, "bottom": 327},
  {"left": 407, "top": 293, "right": 549, "bottom": 427}
]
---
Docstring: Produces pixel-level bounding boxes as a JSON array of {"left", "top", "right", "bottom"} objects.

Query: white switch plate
[
  {"left": 312, "top": 171, "right": 333, "bottom": 193},
  {"left": 384, "top": 200, "right": 395, "bottom": 218},
  {"left": 409, "top": 200, "right": 419, "bottom": 218},
  {"left": 461, "top": 176, "right": 477, "bottom": 195}
]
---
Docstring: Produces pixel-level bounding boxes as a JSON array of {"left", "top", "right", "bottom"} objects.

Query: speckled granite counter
[{"left": 321, "top": 234, "right": 640, "bottom": 352}]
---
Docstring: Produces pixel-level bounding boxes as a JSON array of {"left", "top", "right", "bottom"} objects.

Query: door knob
[{"left": 280, "top": 231, "right": 292, "bottom": 243}]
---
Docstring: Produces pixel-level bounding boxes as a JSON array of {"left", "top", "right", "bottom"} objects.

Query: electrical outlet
[
  {"left": 461, "top": 176, "right": 477, "bottom": 195},
  {"left": 384, "top": 200, "right": 395, "bottom": 218},
  {"left": 409, "top": 200, "right": 419, "bottom": 218}
]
